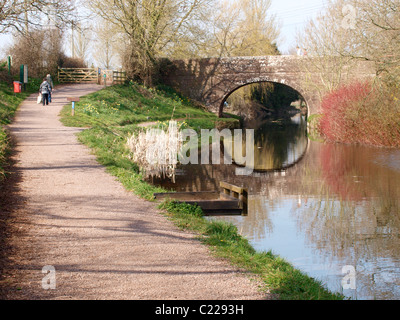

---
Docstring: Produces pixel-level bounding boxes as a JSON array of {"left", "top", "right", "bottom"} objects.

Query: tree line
[
  {"left": 298, "top": 0, "right": 399, "bottom": 147},
  {"left": 1, "top": 0, "right": 280, "bottom": 84}
]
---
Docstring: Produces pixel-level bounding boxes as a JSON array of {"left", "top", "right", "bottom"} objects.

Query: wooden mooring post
[{"left": 219, "top": 182, "right": 248, "bottom": 215}]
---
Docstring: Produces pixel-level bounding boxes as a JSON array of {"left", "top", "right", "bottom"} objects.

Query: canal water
[{"left": 151, "top": 113, "right": 400, "bottom": 300}]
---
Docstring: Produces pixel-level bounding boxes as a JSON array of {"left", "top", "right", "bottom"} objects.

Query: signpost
[
  {"left": 19, "top": 65, "right": 24, "bottom": 86},
  {"left": 7, "top": 56, "right": 12, "bottom": 75},
  {"left": 23, "top": 65, "right": 28, "bottom": 91},
  {"left": 19, "top": 65, "right": 28, "bottom": 91},
  {"left": 67, "top": 97, "right": 80, "bottom": 116},
  {"left": 24, "top": 65, "right": 28, "bottom": 84}
]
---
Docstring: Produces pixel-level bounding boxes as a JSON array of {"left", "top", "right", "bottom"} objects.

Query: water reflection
[
  {"left": 151, "top": 114, "right": 400, "bottom": 300},
  {"left": 208, "top": 142, "right": 400, "bottom": 300},
  {"left": 243, "top": 113, "right": 308, "bottom": 171}
]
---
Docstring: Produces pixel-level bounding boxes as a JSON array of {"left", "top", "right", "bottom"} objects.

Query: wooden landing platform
[{"left": 154, "top": 182, "right": 248, "bottom": 216}]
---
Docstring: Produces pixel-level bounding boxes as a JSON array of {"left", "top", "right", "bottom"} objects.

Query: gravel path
[{"left": 2, "top": 83, "right": 267, "bottom": 300}]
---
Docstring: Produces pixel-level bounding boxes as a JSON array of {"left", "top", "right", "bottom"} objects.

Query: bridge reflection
[{"left": 150, "top": 114, "right": 309, "bottom": 196}]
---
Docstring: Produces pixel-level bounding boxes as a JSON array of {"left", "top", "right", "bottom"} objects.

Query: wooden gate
[
  {"left": 58, "top": 67, "right": 99, "bottom": 83},
  {"left": 112, "top": 70, "right": 127, "bottom": 84}
]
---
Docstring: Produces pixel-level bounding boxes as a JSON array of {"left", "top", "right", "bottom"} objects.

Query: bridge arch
[
  {"left": 219, "top": 76, "right": 311, "bottom": 117},
  {"left": 160, "top": 56, "right": 375, "bottom": 117}
]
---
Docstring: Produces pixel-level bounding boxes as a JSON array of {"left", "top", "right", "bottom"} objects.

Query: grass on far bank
[
  {"left": 60, "top": 83, "right": 239, "bottom": 131},
  {"left": 60, "top": 82, "right": 344, "bottom": 300}
]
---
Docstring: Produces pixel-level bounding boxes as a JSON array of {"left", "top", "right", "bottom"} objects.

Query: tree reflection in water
[{"left": 150, "top": 113, "right": 400, "bottom": 300}]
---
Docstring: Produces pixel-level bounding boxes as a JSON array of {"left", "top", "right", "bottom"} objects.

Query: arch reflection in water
[
  {"left": 150, "top": 113, "right": 309, "bottom": 193},
  {"left": 230, "top": 113, "right": 309, "bottom": 171}
]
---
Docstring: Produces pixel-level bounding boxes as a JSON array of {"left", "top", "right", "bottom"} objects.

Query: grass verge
[
  {"left": 0, "top": 80, "right": 39, "bottom": 181},
  {"left": 60, "top": 83, "right": 344, "bottom": 300}
]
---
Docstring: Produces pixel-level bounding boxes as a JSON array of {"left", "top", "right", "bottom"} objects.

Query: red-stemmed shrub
[{"left": 319, "top": 81, "right": 400, "bottom": 148}]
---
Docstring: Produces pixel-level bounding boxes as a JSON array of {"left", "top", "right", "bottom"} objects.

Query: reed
[{"left": 127, "top": 121, "right": 184, "bottom": 183}]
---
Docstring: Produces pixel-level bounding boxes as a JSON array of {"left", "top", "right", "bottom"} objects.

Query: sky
[
  {"left": 269, "top": 0, "right": 328, "bottom": 53},
  {"left": 0, "top": 0, "right": 328, "bottom": 59}
]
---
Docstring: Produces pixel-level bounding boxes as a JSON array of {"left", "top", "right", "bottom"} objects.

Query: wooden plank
[
  {"left": 205, "top": 210, "right": 243, "bottom": 216},
  {"left": 220, "top": 181, "right": 244, "bottom": 194},
  {"left": 154, "top": 191, "right": 219, "bottom": 201},
  {"left": 153, "top": 183, "right": 248, "bottom": 216},
  {"left": 220, "top": 193, "right": 238, "bottom": 201},
  {"left": 67, "top": 97, "right": 80, "bottom": 102},
  {"left": 182, "top": 200, "right": 239, "bottom": 210}
]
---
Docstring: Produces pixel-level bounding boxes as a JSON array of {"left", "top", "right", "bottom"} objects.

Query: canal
[{"left": 151, "top": 113, "right": 400, "bottom": 300}]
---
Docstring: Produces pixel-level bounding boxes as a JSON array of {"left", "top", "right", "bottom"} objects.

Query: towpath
[{"left": 1, "top": 83, "right": 266, "bottom": 300}]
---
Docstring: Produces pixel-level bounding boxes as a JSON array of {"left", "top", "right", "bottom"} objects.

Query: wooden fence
[
  {"left": 112, "top": 70, "right": 127, "bottom": 84},
  {"left": 58, "top": 68, "right": 99, "bottom": 83},
  {"left": 58, "top": 68, "right": 128, "bottom": 84}
]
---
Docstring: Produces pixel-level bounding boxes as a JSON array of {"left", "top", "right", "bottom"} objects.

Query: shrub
[
  {"left": 319, "top": 81, "right": 400, "bottom": 148},
  {"left": 8, "top": 29, "right": 64, "bottom": 79},
  {"left": 58, "top": 54, "right": 88, "bottom": 69}
]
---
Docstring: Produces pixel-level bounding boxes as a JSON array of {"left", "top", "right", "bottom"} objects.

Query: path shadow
[{"left": 0, "top": 137, "right": 28, "bottom": 299}]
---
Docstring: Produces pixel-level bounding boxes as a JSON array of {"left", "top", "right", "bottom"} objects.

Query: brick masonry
[{"left": 160, "top": 55, "right": 375, "bottom": 117}]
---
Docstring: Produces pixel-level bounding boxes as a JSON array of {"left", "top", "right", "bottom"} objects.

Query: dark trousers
[{"left": 42, "top": 93, "right": 49, "bottom": 106}]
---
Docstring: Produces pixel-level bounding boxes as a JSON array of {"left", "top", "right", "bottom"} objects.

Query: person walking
[
  {"left": 40, "top": 77, "right": 51, "bottom": 106},
  {"left": 46, "top": 74, "right": 54, "bottom": 103}
]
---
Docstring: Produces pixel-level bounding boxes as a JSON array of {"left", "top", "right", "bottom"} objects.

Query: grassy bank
[
  {"left": 60, "top": 83, "right": 240, "bottom": 130},
  {"left": 60, "top": 83, "right": 344, "bottom": 300},
  {"left": 0, "top": 80, "right": 39, "bottom": 180}
]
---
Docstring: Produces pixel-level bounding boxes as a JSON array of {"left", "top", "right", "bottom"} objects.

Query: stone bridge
[{"left": 160, "top": 55, "right": 376, "bottom": 116}]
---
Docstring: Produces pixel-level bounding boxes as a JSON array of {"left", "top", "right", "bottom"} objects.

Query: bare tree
[
  {"left": 71, "top": 22, "right": 92, "bottom": 63},
  {"left": 199, "top": 0, "right": 280, "bottom": 58},
  {"left": 92, "top": 19, "right": 120, "bottom": 69},
  {"left": 88, "top": 0, "right": 209, "bottom": 86},
  {"left": 298, "top": 0, "right": 399, "bottom": 96},
  {"left": 7, "top": 27, "right": 64, "bottom": 78},
  {"left": 0, "top": 0, "right": 75, "bottom": 35}
]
